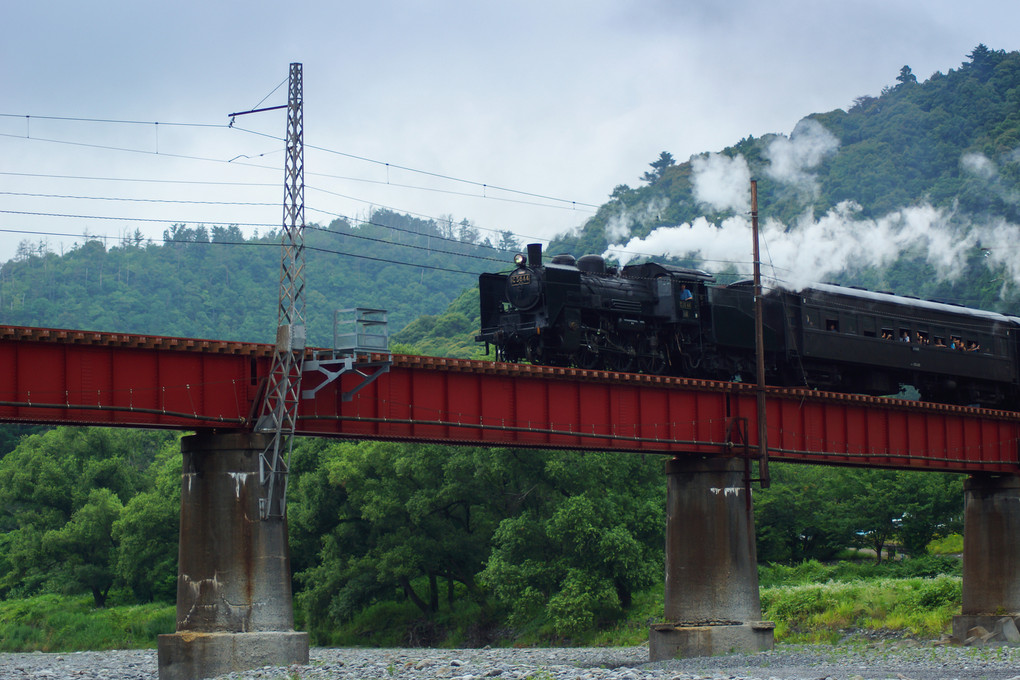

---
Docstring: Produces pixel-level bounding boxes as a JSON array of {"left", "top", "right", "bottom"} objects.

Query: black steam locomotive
[{"left": 476, "top": 243, "right": 1020, "bottom": 409}]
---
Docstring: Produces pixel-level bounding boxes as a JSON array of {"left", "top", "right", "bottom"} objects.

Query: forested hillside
[
  {"left": 0, "top": 211, "right": 517, "bottom": 347},
  {"left": 551, "top": 45, "right": 1020, "bottom": 311}
]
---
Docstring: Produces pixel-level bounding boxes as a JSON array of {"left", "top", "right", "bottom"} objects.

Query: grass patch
[
  {"left": 761, "top": 575, "right": 961, "bottom": 643},
  {"left": 0, "top": 559, "right": 963, "bottom": 651},
  {"left": 758, "top": 556, "right": 960, "bottom": 588},
  {"left": 0, "top": 594, "right": 175, "bottom": 652},
  {"left": 927, "top": 533, "right": 964, "bottom": 555}
]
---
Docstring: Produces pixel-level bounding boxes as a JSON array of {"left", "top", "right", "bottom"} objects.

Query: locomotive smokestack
[{"left": 527, "top": 243, "right": 543, "bottom": 268}]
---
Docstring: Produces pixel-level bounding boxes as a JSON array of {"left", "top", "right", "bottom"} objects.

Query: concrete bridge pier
[
  {"left": 952, "top": 474, "right": 1020, "bottom": 644},
  {"left": 157, "top": 432, "right": 309, "bottom": 680},
  {"left": 649, "top": 456, "right": 774, "bottom": 661}
]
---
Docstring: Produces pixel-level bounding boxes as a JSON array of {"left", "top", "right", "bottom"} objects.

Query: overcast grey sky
[{"left": 1, "top": 0, "right": 1018, "bottom": 263}]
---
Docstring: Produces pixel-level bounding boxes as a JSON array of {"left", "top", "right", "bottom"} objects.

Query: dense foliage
[
  {"left": 0, "top": 426, "right": 965, "bottom": 644},
  {"left": 0, "top": 428, "right": 180, "bottom": 607},
  {"left": 288, "top": 440, "right": 665, "bottom": 642},
  {"left": 0, "top": 212, "right": 518, "bottom": 346}
]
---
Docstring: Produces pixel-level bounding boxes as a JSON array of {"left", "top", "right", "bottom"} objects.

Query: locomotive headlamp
[{"left": 514, "top": 253, "right": 526, "bottom": 266}]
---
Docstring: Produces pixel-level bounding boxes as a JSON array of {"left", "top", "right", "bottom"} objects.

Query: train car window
[
  {"left": 881, "top": 327, "right": 894, "bottom": 340},
  {"left": 934, "top": 336, "right": 947, "bottom": 348},
  {"left": 861, "top": 316, "right": 876, "bottom": 336},
  {"left": 916, "top": 330, "right": 930, "bottom": 345},
  {"left": 898, "top": 328, "right": 912, "bottom": 343},
  {"left": 949, "top": 335, "right": 963, "bottom": 350},
  {"left": 825, "top": 318, "right": 839, "bottom": 332}
]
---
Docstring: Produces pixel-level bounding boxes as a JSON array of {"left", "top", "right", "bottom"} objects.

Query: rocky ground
[{"left": 3, "top": 642, "right": 1020, "bottom": 680}]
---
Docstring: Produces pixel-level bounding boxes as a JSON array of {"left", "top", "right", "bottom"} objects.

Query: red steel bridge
[{"left": 2, "top": 324, "right": 1018, "bottom": 474}]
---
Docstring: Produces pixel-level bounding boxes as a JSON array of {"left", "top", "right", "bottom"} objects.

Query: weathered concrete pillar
[
  {"left": 649, "top": 456, "right": 774, "bottom": 660},
  {"left": 952, "top": 474, "right": 1020, "bottom": 644},
  {"left": 157, "top": 432, "right": 309, "bottom": 680}
]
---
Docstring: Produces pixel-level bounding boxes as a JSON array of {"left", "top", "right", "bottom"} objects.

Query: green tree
[
  {"left": 0, "top": 427, "right": 175, "bottom": 604},
  {"left": 755, "top": 464, "right": 965, "bottom": 564},
  {"left": 112, "top": 438, "right": 182, "bottom": 602},
  {"left": 291, "top": 441, "right": 512, "bottom": 641},
  {"left": 43, "top": 488, "right": 123, "bottom": 607},
  {"left": 754, "top": 464, "right": 853, "bottom": 563},
  {"left": 642, "top": 151, "right": 676, "bottom": 183},
  {"left": 894, "top": 471, "right": 964, "bottom": 557},
  {"left": 896, "top": 65, "right": 917, "bottom": 85},
  {"left": 481, "top": 451, "right": 664, "bottom": 636}
]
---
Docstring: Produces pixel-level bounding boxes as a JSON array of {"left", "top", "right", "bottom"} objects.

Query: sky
[{"left": 2, "top": 0, "right": 1019, "bottom": 265}]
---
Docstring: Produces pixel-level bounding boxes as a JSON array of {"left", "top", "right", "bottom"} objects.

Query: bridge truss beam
[{"left": 1, "top": 327, "right": 1018, "bottom": 475}]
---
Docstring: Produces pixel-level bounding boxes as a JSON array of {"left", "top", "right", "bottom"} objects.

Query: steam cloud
[
  {"left": 962, "top": 151, "right": 1020, "bottom": 207},
  {"left": 692, "top": 153, "right": 751, "bottom": 212},
  {"left": 604, "top": 196, "right": 671, "bottom": 243},
  {"left": 603, "top": 121, "right": 1020, "bottom": 298},
  {"left": 763, "top": 118, "right": 839, "bottom": 196},
  {"left": 605, "top": 202, "right": 1020, "bottom": 293}
]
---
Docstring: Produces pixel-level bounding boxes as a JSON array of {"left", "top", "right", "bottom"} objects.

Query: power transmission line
[{"left": 2, "top": 111, "right": 599, "bottom": 213}]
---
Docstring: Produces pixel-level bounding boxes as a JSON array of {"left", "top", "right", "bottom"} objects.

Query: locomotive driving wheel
[
  {"left": 574, "top": 345, "right": 601, "bottom": 370},
  {"left": 636, "top": 335, "right": 667, "bottom": 375},
  {"left": 610, "top": 347, "right": 636, "bottom": 373},
  {"left": 638, "top": 349, "right": 667, "bottom": 375},
  {"left": 525, "top": 335, "right": 545, "bottom": 365},
  {"left": 573, "top": 330, "right": 602, "bottom": 370}
]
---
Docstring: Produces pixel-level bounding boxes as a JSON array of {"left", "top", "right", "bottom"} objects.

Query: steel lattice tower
[{"left": 256, "top": 62, "right": 305, "bottom": 519}]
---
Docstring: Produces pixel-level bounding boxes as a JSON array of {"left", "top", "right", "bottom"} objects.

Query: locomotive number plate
[{"left": 509, "top": 272, "right": 532, "bottom": 286}]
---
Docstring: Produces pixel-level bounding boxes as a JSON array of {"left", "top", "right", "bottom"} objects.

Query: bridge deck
[{"left": 1, "top": 325, "right": 1017, "bottom": 474}]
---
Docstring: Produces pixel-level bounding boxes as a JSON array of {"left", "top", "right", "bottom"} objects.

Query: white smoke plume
[
  {"left": 961, "top": 151, "right": 1020, "bottom": 206},
  {"left": 604, "top": 200, "right": 1020, "bottom": 295},
  {"left": 764, "top": 118, "right": 839, "bottom": 194},
  {"left": 604, "top": 196, "right": 670, "bottom": 243},
  {"left": 961, "top": 151, "right": 996, "bottom": 180},
  {"left": 691, "top": 153, "right": 751, "bottom": 213}
]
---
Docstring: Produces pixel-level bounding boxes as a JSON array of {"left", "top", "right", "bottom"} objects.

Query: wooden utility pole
[{"left": 751, "top": 180, "right": 770, "bottom": 488}]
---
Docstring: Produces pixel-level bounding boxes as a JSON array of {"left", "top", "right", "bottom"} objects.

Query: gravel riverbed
[{"left": 3, "top": 643, "right": 1020, "bottom": 680}]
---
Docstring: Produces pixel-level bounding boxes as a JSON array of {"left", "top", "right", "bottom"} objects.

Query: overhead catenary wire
[
  {"left": 0, "top": 112, "right": 226, "bottom": 129},
  {"left": 228, "top": 124, "right": 601, "bottom": 210},
  {"left": 0, "top": 170, "right": 279, "bottom": 187},
  {"left": 2, "top": 187, "right": 1011, "bottom": 311},
  {"left": 0, "top": 226, "right": 489, "bottom": 277},
  {"left": 0, "top": 191, "right": 279, "bottom": 208},
  {"left": 2, "top": 111, "right": 600, "bottom": 213},
  {"left": 0, "top": 130, "right": 590, "bottom": 244},
  {"left": 0, "top": 212, "right": 512, "bottom": 266},
  {"left": 0, "top": 169, "right": 562, "bottom": 246}
]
